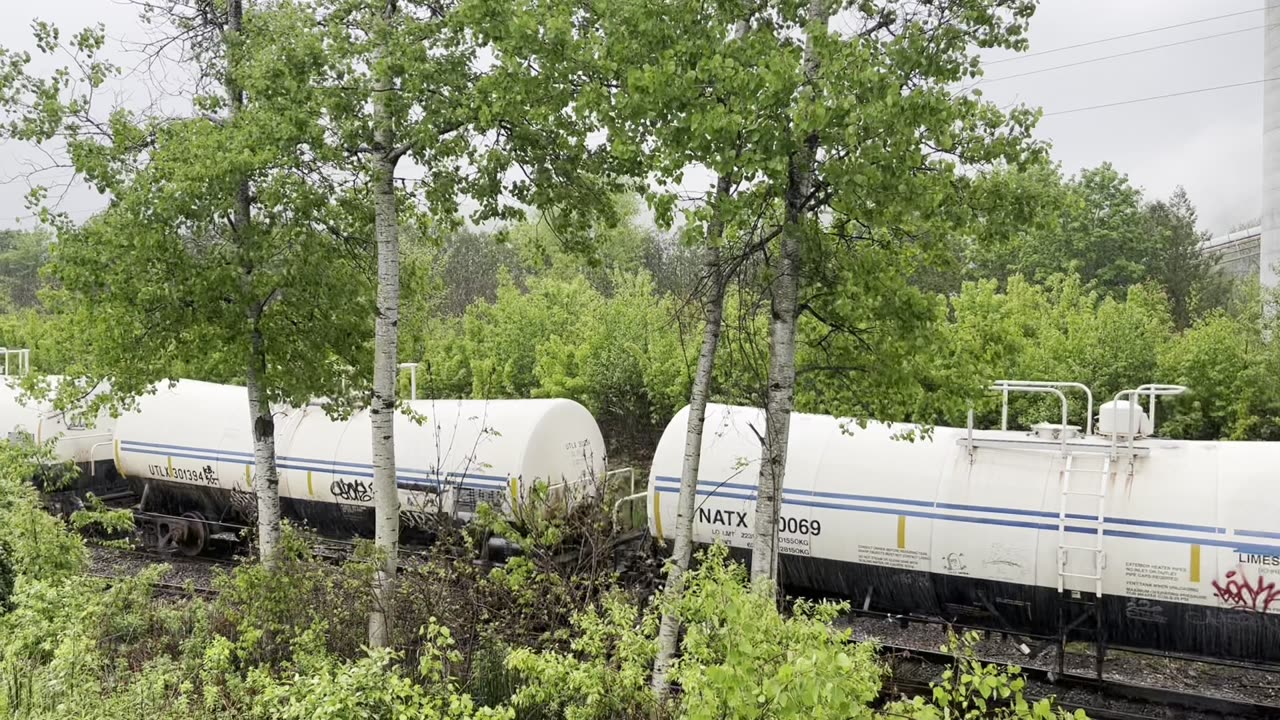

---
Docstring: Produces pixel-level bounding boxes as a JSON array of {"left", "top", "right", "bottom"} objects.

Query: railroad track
[
  {"left": 877, "top": 641, "right": 1280, "bottom": 719},
  {"left": 85, "top": 571, "right": 220, "bottom": 599},
  {"left": 85, "top": 539, "right": 241, "bottom": 566}
]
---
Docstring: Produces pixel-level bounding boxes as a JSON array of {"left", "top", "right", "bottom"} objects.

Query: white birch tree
[
  {"left": 0, "top": 2, "right": 375, "bottom": 568},
  {"left": 749, "top": 0, "right": 831, "bottom": 587}
]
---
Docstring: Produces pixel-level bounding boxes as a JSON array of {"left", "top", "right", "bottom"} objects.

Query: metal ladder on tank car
[
  {"left": 1055, "top": 449, "right": 1110, "bottom": 681},
  {"left": 1057, "top": 451, "right": 1109, "bottom": 598},
  {"left": 964, "top": 382, "right": 1188, "bottom": 681},
  {"left": 966, "top": 382, "right": 1109, "bottom": 679}
]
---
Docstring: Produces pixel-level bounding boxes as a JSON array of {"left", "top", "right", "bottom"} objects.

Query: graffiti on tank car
[
  {"left": 330, "top": 478, "right": 373, "bottom": 503},
  {"left": 1187, "top": 608, "right": 1258, "bottom": 628},
  {"left": 1124, "top": 598, "right": 1167, "bottom": 624},
  {"left": 148, "top": 463, "right": 218, "bottom": 486},
  {"left": 1212, "top": 569, "right": 1280, "bottom": 613},
  {"left": 942, "top": 552, "right": 967, "bottom": 573},
  {"left": 229, "top": 488, "right": 257, "bottom": 518},
  {"left": 400, "top": 510, "right": 433, "bottom": 529}
]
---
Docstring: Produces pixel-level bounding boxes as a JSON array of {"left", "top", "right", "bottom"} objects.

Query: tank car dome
[{"left": 1097, "top": 400, "right": 1153, "bottom": 437}]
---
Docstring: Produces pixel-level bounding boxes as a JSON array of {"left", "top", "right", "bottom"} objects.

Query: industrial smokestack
[{"left": 1262, "top": 4, "right": 1280, "bottom": 292}]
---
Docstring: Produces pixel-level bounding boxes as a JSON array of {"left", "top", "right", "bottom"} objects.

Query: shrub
[
  {"left": 504, "top": 544, "right": 883, "bottom": 720},
  {"left": 884, "top": 631, "right": 1085, "bottom": 719}
]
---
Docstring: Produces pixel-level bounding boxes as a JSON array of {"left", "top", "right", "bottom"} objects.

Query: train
[
  {"left": 4, "top": 369, "right": 1279, "bottom": 665},
  {"left": 111, "top": 380, "right": 605, "bottom": 553},
  {"left": 0, "top": 376, "right": 606, "bottom": 554},
  {"left": 647, "top": 384, "right": 1280, "bottom": 664}
]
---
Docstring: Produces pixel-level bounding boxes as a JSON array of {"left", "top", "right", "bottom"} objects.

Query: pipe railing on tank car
[
  {"left": 968, "top": 384, "right": 1069, "bottom": 456},
  {"left": 992, "top": 380, "right": 1093, "bottom": 436},
  {"left": 398, "top": 362, "right": 420, "bottom": 400},
  {"left": 1110, "top": 384, "right": 1186, "bottom": 457},
  {"left": 606, "top": 466, "right": 637, "bottom": 496},
  {"left": 89, "top": 438, "right": 117, "bottom": 478},
  {"left": 0, "top": 347, "right": 30, "bottom": 376},
  {"left": 612, "top": 491, "right": 648, "bottom": 531},
  {"left": 607, "top": 467, "right": 646, "bottom": 531}
]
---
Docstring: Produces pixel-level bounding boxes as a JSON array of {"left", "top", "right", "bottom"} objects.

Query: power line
[
  {"left": 1043, "top": 77, "right": 1279, "bottom": 118},
  {"left": 983, "top": 24, "right": 1268, "bottom": 84},
  {"left": 987, "top": 6, "right": 1276, "bottom": 66}
]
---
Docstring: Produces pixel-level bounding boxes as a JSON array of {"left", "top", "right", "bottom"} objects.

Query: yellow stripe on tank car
[
  {"left": 653, "top": 492, "right": 664, "bottom": 543},
  {"left": 897, "top": 515, "right": 907, "bottom": 549},
  {"left": 113, "top": 439, "right": 125, "bottom": 478},
  {"left": 509, "top": 477, "right": 520, "bottom": 510},
  {"left": 1190, "top": 544, "right": 1201, "bottom": 583},
  {"left": 244, "top": 465, "right": 252, "bottom": 488},
  {"left": 167, "top": 455, "right": 174, "bottom": 479},
  {"left": 307, "top": 470, "right": 314, "bottom": 496}
]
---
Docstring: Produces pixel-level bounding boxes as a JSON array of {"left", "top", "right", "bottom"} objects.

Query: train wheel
[{"left": 157, "top": 512, "right": 208, "bottom": 557}]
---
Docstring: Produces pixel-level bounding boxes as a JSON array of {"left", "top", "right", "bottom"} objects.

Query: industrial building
[{"left": 1200, "top": 225, "right": 1261, "bottom": 279}]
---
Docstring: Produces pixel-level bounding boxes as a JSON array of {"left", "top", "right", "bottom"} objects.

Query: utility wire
[
  {"left": 1043, "top": 77, "right": 1279, "bottom": 117},
  {"left": 987, "top": 6, "right": 1277, "bottom": 66},
  {"left": 983, "top": 24, "right": 1269, "bottom": 84}
]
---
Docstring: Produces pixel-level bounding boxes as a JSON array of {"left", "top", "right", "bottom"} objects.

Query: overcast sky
[{"left": 0, "top": 0, "right": 1268, "bottom": 236}]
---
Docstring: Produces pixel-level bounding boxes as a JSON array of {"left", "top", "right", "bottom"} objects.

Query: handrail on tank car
[
  {"left": 0, "top": 347, "right": 30, "bottom": 377},
  {"left": 606, "top": 466, "right": 637, "bottom": 496},
  {"left": 397, "top": 362, "right": 420, "bottom": 400},
  {"left": 992, "top": 380, "right": 1093, "bottom": 435},
  {"left": 612, "top": 491, "right": 648, "bottom": 531},
  {"left": 974, "top": 384, "right": 1069, "bottom": 456},
  {"left": 1111, "top": 384, "right": 1187, "bottom": 457},
  {"left": 88, "top": 438, "right": 116, "bottom": 478}
]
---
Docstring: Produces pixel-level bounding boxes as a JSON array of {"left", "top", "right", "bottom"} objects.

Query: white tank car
[
  {"left": 648, "top": 397, "right": 1280, "bottom": 663},
  {"left": 112, "top": 379, "right": 607, "bottom": 542},
  {"left": 0, "top": 374, "right": 117, "bottom": 482}
]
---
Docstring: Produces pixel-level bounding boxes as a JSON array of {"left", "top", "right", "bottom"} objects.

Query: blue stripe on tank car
[
  {"left": 122, "top": 442, "right": 502, "bottom": 491},
  {"left": 121, "top": 439, "right": 254, "bottom": 458},
  {"left": 1097, "top": 516, "right": 1221, "bottom": 534},
  {"left": 124, "top": 441, "right": 508, "bottom": 484},
  {"left": 656, "top": 486, "right": 1074, "bottom": 532},
  {"left": 653, "top": 475, "right": 939, "bottom": 508},
  {"left": 654, "top": 485, "right": 1280, "bottom": 554},
  {"left": 121, "top": 446, "right": 224, "bottom": 464},
  {"left": 279, "top": 455, "right": 506, "bottom": 483},
  {"left": 1235, "top": 528, "right": 1280, "bottom": 540},
  {"left": 652, "top": 475, "right": 1228, "bottom": 534}
]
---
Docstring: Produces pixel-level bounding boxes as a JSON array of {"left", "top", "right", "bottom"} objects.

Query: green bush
[
  {"left": 251, "top": 624, "right": 513, "bottom": 720},
  {"left": 0, "top": 441, "right": 88, "bottom": 582},
  {"left": 504, "top": 544, "right": 883, "bottom": 720},
  {"left": 884, "top": 631, "right": 1084, "bottom": 720},
  {"left": 419, "top": 270, "right": 692, "bottom": 457},
  {"left": 669, "top": 546, "right": 883, "bottom": 720}
]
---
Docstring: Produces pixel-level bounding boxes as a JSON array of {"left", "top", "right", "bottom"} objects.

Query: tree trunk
[
  {"left": 651, "top": 172, "right": 732, "bottom": 698},
  {"left": 226, "top": 0, "right": 282, "bottom": 568},
  {"left": 750, "top": 0, "right": 829, "bottom": 592},
  {"left": 368, "top": 0, "right": 402, "bottom": 650},
  {"left": 246, "top": 321, "right": 282, "bottom": 566}
]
